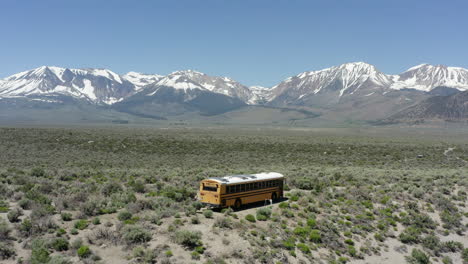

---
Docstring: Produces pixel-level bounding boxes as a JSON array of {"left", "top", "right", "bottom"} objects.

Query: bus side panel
[{"left": 223, "top": 187, "right": 280, "bottom": 207}]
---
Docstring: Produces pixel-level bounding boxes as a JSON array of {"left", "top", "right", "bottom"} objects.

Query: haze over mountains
[{"left": 1, "top": 62, "right": 468, "bottom": 125}]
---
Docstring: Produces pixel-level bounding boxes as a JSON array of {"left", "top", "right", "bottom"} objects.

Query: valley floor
[{"left": 0, "top": 127, "right": 466, "bottom": 264}]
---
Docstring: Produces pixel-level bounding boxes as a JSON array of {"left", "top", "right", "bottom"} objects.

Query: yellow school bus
[{"left": 199, "top": 172, "right": 284, "bottom": 209}]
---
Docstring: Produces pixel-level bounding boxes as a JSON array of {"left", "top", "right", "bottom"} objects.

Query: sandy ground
[{"left": 1, "top": 191, "right": 467, "bottom": 264}]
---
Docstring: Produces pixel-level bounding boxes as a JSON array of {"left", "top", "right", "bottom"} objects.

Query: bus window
[
  {"left": 203, "top": 185, "right": 217, "bottom": 192},
  {"left": 235, "top": 184, "right": 240, "bottom": 192},
  {"left": 254, "top": 182, "right": 258, "bottom": 189},
  {"left": 240, "top": 184, "right": 245, "bottom": 192}
]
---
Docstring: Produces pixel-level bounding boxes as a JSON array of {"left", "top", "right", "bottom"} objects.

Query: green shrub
[
  {"left": 92, "top": 217, "right": 101, "bottom": 225},
  {"left": 192, "top": 201, "right": 203, "bottom": 210},
  {"left": 191, "top": 216, "right": 200, "bottom": 224},
  {"left": 256, "top": 207, "right": 272, "bottom": 221},
  {"left": 306, "top": 218, "right": 317, "bottom": 228},
  {"left": 56, "top": 228, "right": 66, "bottom": 236},
  {"left": 297, "top": 243, "right": 310, "bottom": 254},
  {"left": 293, "top": 226, "right": 310, "bottom": 238},
  {"left": 344, "top": 239, "right": 354, "bottom": 246},
  {"left": 101, "top": 181, "right": 123, "bottom": 196},
  {"left": 121, "top": 225, "right": 152, "bottom": 244},
  {"left": 191, "top": 251, "right": 201, "bottom": 260},
  {"left": 172, "top": 230, "right": 202, "bottom": 249},
  {"left": 245, "top": 214, "right": 256, "bottom": 223},
  {"left": 309, "top": 229, "right": 321, "bottom": 243},
  {"left": 70, "top": 238, "right": 83, "bottom": 250},
  {"left": 131, "top": 180, "right": 146, "bottom": 193},
  {"left": 19, "top": 218, "right": 32, "bottom": 237},
  {"left": 0, "top": 200, "right": 8, "bottom": 213},
  {"left": 118, "top": 210, "right": 133, "bottom": 221},
  {"left": 0, "top": 219, "right": 11, "bottom": 240},
  {"left": 441, "top": 256, "right": 453, "bottom": 264},
  {"left": 348, "top": 245, "right": 357, "bottom": 257},
  {"left": 214, "top": 217, "right": 233, "bottom": 229},
  {"left": 399, "top": 227, "right": 421, "bottom": 244},
  {"left": 441, "top": 241, "right": 463, "bottom": 252},
  {"left": 18, "top": 199, "right": 32, "bottom": 210},
  {"left": 405, "top": 248, "right": 430, "bottom": 264},
  {"left": 60, "top": 212, "right": 72, "bottom": 221},
  {"left": 74, "top": 220, "right": 88, "bottom": 230},
  {"left": 165, "top": 250, "right": 173, "bottom": 257},
  {"left": 282, "top": 238, "right": 295, "bottom": 250},
  {"left": 7, "top": 208, "right": 22, "bottom": 223},
  {"left": 203, "top": 210, "right": 213, "bottom": 218},
  {"left": 374, "top": 232, "right": 385, "bottom": 242},
  {"left": 31, "top": 239, "right": 50, "bottom": 264},
  {"left": 195, "top": 246, "right": 205, "bottom": 254},
  {"left": 31, "top": 168, "right": 46, "bottom": 177},
  {"left": 338, "top": 256, "right": 349, "bottom": 263},
  {"left": 77, "top": 245, "right": 91, "bottom": 259},
  {"left": 50, "top": 238, "right": 69, "bottom": 251},
  {"left": 462, "top": 248, "right": 468, "bottom": 263},
  {"left": 0, "top": 242, "right": 16, "bottom": 260},
  {"left": 47, "top": 255, "right": 72, "bottom": 264}
]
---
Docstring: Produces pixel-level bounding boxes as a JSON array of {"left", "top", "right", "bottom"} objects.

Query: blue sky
[{"left": 1, "top": 0, "right": 467, "bottom": 86}]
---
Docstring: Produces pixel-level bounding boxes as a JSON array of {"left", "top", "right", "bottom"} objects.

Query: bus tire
[
  {"left": 272, "top": 192, "right": 278, "bottom": 202},
  {"left": 234, "top": 199, "right": 242, "bottom": 210}
]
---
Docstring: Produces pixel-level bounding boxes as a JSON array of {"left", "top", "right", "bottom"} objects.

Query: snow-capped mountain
[
  {"left": 1, "top": 62, "right": 468, "bottom": 114},
  {"left": 142, "top": 70, "right": 253, "bottom": 102},
  {"left": 0, "top": 66, "right": 135, "bottom": 104},
  {"left": 0, "top": 67, "right": 255, "bottom": 105},
  {"left": 269, "top": 62, "right": 393, "bottom": 106},
  {"left": 114, "top": 70, "right": 251, "bottom": 116},
  {"left": 391, "top": 64, "right": 468, "bottom": 91},
  {"left": 268, "top": 62, "right": 468, "bottom": 107},
  {"left": 248, "top": 86, "right": 272, "bottom": 104},
  {"left": 122, "top": 72, "right": 163, "bottom": 90}
]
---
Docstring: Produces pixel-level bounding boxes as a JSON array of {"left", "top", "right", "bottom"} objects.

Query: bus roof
[{"left": 206, "top": 172, "right": 284, "bottom": 185}]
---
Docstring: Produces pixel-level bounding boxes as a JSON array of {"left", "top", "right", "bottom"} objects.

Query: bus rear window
[{"left": 203, "top": 185, "right": 218, "bottom": 192}]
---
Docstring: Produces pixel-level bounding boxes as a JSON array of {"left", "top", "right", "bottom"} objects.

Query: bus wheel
[
  {"left": 234, "top": 199, "right": 242, "bottom": 210},
  {"left": 272, "top": 192, "right": 278, "bottom": 202}
]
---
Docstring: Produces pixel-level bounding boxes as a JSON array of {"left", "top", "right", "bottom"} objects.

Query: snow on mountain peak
[
  {"left": 392, "top": 63, "right": 468, "bottom": 91},
  {"left": 272, "top": 62, "right": 392, "bottom": 99},
  {"left": 122, "top": 72, "right": 163, "bottom": 90},
  {"left": 2, "top": 62, "right": 468, "bottom": 107},
  {"left": 0, "top": 66, "right": 135, "bottom": 104}
]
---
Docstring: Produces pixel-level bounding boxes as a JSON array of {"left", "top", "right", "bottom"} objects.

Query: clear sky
[{"left": 1, "top": 0, "right": 467, "bottom": 86}]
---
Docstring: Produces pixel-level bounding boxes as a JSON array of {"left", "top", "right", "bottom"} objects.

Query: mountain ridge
[
  {"left": 1, "top": 62, "right": 468, "bottom": 124},
  {"left": 2, "top": 63, "right": 468, "bottom": 107}
]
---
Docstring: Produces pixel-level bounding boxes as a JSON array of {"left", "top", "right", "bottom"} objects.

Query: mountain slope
[
  {"left": 268, "top": 62, "right": 393, "bottom": 108},
  {"left": 113, "top": 84, "right": 246, "bottom": 118},
  {"left": 0, "top": 66, "right": 135, "bottom": 104},
  {"left": 386, "top": 90, "right": 468, "bottom": 122},
  {"left": 2, "top": 63, "right": 468, "bottom": 125},
  {"left": 391, "top": 64, "right": 468, "bottom": 91},
  {"left": 147, "top": 70, "right": 254, "bottom": 102}
]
